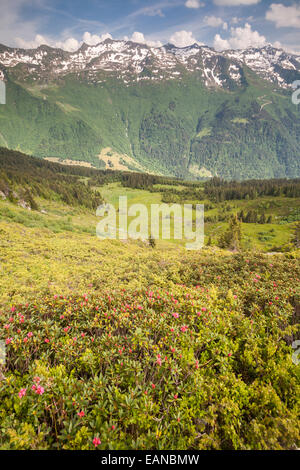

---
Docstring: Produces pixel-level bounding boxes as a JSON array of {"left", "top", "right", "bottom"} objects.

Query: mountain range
[{"left": 0, "top": 39, "right": 299, "bottom": 179}]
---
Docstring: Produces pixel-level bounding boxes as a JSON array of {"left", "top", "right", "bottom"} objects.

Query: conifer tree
[
  {"left": 218, "top": 214, "right": 242, "bottom": 251},
  {"left": 149, "top": 234, "right": 156, "bottom": 248}
]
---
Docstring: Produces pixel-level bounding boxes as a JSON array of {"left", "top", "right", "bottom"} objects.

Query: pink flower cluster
[
  {"left": 93, "top": 437, "right": 101, "bottom": 447},
  {"left": 18, "top": 376, "right": 45, "bottom": 398}
]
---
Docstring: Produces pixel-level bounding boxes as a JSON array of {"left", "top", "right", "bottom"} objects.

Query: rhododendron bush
[{"left": 0, "top": 253, "right": 299, "bottom": 450}]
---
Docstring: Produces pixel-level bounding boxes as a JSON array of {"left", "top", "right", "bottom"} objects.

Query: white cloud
[
  {"left": 214, "top": 0, "right": 260, "bottom": 5},
  {"left": 271, "top": 40, "right": 300, "bottom": 55},
  {"left": 266, "top": 3, "right": 300, "bottom": 28},
  {"left": 185, "top": 0, "right": 205, "bottom": 8},
  {"left": 129, "top": 5, "right": 165, "bottom": 18},
  {"left": 0, "top": 0, "right": 42, "bottom": 47},
  {"left": 169, "top": 30, "right": 203, "bottom": 48},
  {"left": 14, "top": 29, "right": 163, "bottom": 51},
  {"left": 15, "top": 31, "right": 115, "bottom": 52},
  {"left": 214, "top": 35, "right": 230, "bottom": 51},
  {"left": 15, "top": 34, "right": 47, "bottom": 49},
  {"left": 16, "top": 34, "right": 81, "bottom": 51},
  {"left": 124, "top": 32, "right": 162, "bottom": 48},
  {"left": 82, "top": 32, "right": 112, "bottom": 46},
  {"left": 204, "top": 16, "right": 228, "bottom": 30},
  {"left": 214, "top": 23, "right": 266, "bottom": 50},
  {"left": 55, "top": 37, "right": 80, "bottom": 52}
]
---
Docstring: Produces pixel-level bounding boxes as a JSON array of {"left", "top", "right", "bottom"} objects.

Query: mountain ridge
[
  {"left": 0, "top": 40, "right": 299, "bottom": 88},
  {"left": 0, "top": 40, "right": 299, "bottom": 180}
]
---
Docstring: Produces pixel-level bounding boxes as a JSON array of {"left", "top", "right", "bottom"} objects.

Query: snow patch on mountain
[{"left": 0, "top": 40, "right": 299, "bottom": 90}]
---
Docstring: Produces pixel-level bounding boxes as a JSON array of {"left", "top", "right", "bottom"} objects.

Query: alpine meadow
[{"left": 0, "top": 0, "right": 299, "bottom": 455}]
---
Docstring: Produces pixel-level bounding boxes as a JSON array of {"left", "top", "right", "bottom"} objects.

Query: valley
[{"left": 0, "top": 37, "right": 299, "bottom": 450}]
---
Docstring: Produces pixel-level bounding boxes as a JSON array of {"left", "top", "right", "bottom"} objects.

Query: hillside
[
  {"left": 0, "top": 148, "right": 299, "bottom": 450},
  {"left": 0, "top": 41, "right": 299, "bottom": 179}
]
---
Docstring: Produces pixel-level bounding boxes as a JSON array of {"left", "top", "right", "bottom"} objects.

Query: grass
[
  {"left": 0, "top": 181, "right": 298, "bottom": 253},
  {"left": 99, "top": 183, "right": 298, "bottom": 250}
]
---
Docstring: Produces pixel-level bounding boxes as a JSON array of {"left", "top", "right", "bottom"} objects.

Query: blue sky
[{"left": 1, "top": 0, "right": 300, "bottom": 53}]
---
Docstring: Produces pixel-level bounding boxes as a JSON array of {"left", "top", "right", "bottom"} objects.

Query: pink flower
[
  {"left": 35, "top": 385, "right": 44, "bottom": 395},
  {"left": 151, "top": 383, "right": 156, "bottom": 389},
  {"left": 18, "top": 388, "right": 27, "bottom": 398},
  {"left": 77, "top": 411, "right": 85, "bottom": 418},
  {"left": 45, "top": 338, "right": 50, "bottom": 343},
  {"left": 27, "top": 332, "right": 33, "bottom": 338},
  {"left": 172, "top": 312, "right": 179, "bottom": 318},
  {"left": 93, "top": 437, "right": 101, "bottom": 447},
  {"left": 5, "top": 338, "right": 12, "bottom": 345}
]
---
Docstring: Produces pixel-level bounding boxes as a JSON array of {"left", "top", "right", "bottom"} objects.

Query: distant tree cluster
[
  {"left": 204, "top": 177, "right": 300, "bottom": 202},
  {"left": 237, "top": 210, "right": 273, "bottom": 224},
  {"left": 218, "top": 214, "right": 242, "bottom": 252},
  {"left": 0, "top": 148, "right": 103, "bottom": 210}
]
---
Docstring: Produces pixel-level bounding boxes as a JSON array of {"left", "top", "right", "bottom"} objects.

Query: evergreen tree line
[
  {"left": 237, "top": 210, "right": 273, "bottom": 224},
  {"left": 204, "top": 177, "right": 300, "bottom": 202},
  {"left": 1, "top": 148, "right": 299, "bottom": 212},
  {"left": 0, "top": 148, "right": 103, "bottom": 210}
]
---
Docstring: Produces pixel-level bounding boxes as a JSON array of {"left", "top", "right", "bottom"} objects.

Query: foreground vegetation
[
  {"left": 0, "top": 149, "right": 299, "bottom": 450},
  {"left": 0, "top": 234, "right": 299, "bottom": 450}
]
